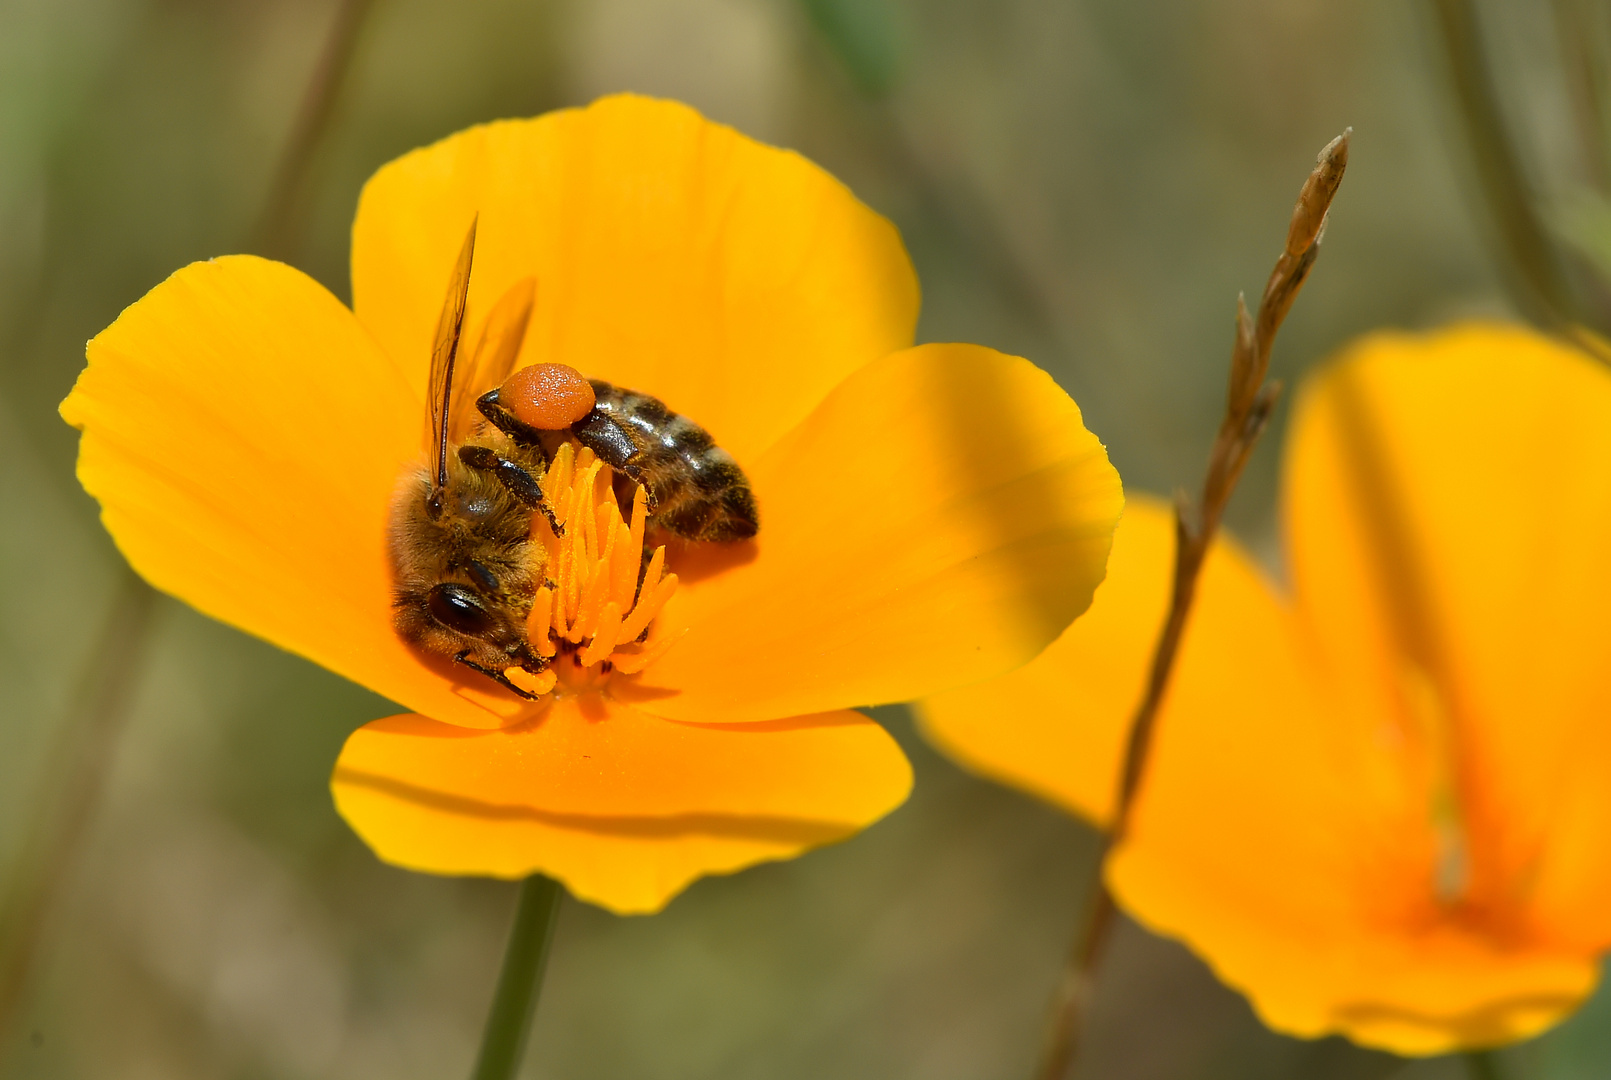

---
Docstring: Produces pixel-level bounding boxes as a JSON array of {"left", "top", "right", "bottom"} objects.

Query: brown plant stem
[
  {"left": 1429, "top": 0, "right": 1576, "bottom": 326},
  {"left": 800, "top": 0, "right": 1067, "bottom": 339},
  {"left": 0, "top": 567, "right": 157, "bottom": 1032},
  {"left": 1031, "top": 130, "right": 1351, "bottom": 1080},
  {"left": 0, "top": 0, "right": 380, "bottom": 1042},
  {"left": 252, "top": 0, "right": 377, "bottom": 259}
]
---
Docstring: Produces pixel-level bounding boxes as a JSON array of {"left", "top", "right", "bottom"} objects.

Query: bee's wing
[
  {"left": 448, "top": 275, "right": 536, "bottom": 444},
  {"left": 426, "top": 217, "right": 478, "bottom": 492}
]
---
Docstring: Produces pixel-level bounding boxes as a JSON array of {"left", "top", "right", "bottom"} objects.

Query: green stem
[
  {"left": 470, "top": 876, "right": 563, "bottom": 1080},
  {"left": 1465, "top": 1050, "right": 1506, "bottom": 1080}
]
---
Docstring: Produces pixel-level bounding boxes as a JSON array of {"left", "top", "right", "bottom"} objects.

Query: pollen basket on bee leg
[
  {"left": 519, "top": 442, "right": 684, "bottom": 690},
  {"left": 502, "top": 363, "right": 596, "bottom": 430}
]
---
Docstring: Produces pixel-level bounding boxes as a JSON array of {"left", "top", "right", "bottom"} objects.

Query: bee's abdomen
[{"left": 577, "top": 381, "right": 759, "bottom": 542}]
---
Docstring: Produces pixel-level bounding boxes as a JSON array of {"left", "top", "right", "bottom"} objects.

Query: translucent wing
[
  {"left": 426, "top": 217, "right": 478, "bottom": 495},
  {"left": 448, "top": 276, "right": 536, "bottom": 444}
]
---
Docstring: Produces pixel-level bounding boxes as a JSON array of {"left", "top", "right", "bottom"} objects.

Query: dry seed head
[{"left": 1285, "top": 128, "right": 1351, "bottom": 258}]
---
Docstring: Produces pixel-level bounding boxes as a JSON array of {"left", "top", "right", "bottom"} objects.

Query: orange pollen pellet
[{"left": 501, "top": 363, "right": 596, "bottom": 430}]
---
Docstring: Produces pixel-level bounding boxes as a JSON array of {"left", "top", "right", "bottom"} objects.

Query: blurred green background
[{"left": 2, "top": 0, "right": 1607, "bottom": 1077}]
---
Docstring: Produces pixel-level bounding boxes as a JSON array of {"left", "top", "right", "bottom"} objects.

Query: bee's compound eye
[
  {"left": 427, "top": 583, "right": 493, "bottom": 636},
  {"left": 501, "top": 363, "right": 596, "bottom": 430}
]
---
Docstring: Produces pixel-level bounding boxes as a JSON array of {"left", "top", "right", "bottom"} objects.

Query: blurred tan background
[{"left": 2, "top": 0, "right": 1606, "bottom": 1077}]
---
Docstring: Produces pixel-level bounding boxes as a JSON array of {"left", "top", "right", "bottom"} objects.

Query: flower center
[{"left": 509, "top": 442, "right": 682, "bottom": 697}]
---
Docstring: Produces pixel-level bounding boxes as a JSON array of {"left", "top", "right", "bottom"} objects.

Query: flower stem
[
  {"left": 1465, "top": 1050, "right": 1506, "bottom": 1080},
  {"left": 469, "top": 875, "right": 563, "bottom": 1080},
  {"left": 1031, "top": 131, "right": 1351, "bottom": 1080}
]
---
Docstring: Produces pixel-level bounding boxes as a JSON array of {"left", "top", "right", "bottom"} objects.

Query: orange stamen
[
  {"left": 578, "top": 602, "right": 624, "bottom": 666},
  {"left": 611, "top": 627, "right": 687, "bottom": 674},
  {"left": 620, "top": 565, "right": 677, "bottom": 644},
  {"left": 526, "top": 443, "right": 684, "bottom": 691},
  {"left": 527, "top": 587, "right": 557, "bottom": 658},
  {"left": 503, "top": 666, "right": 557, "bottom": 697}
]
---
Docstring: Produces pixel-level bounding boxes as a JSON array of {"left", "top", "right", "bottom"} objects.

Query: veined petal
[
  {"left": 61, "top": 257, "right": 531, "bottom": 731},
  {"left": 330, "top": 697, "right": 913, "bottom": 914},
  {"left": 351, "top": 93, "right": 919, "bottom": 466},
  {"left": 1285, "top": 324, "right": 1611, "bottom": 956},
  {"left": 618, "top": 343, "right": 1124, "bottom": 724}
]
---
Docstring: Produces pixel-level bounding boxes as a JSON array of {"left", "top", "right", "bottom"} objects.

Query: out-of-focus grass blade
[
  {"left": 799, "top": 0, "right": 901, "bottom": 97},
  {"left": 1549, "top": 188, "right": 1611, "bottom": 295}
]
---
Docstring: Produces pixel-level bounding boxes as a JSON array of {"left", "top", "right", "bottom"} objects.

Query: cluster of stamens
[{"left": 506, "top": 442, "right": 681, "bottom": 696}]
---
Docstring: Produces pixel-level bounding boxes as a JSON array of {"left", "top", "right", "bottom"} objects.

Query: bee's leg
[
  {"left": 511, "top": 641, "right": 549, "bottom": 674},
  {"left": 453, "top": 649, "right": 542, "bottom": 701},
  {"left": 475, "top": 394, "right": 565, "bottom": 465},
  {"left": 458, "top": 445, "right": 563, "bottom": 533},
  {"left": 474, "top": 390, "right": 545, "bottom": 447},
  {"left": 571, "top": 413, "right": 651, "bottom": 490}
]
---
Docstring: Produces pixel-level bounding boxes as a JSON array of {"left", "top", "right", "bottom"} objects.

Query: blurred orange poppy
[
  {"left": 919, "top": 323, "right": 1611, "bottom": 1052},
  {"left": 61, "top": 95, "right": 1124, "bottom": 914}
]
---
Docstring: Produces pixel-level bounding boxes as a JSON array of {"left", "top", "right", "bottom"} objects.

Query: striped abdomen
[{"left": 570, "top": 380, "right": 759, "bottom": 542}]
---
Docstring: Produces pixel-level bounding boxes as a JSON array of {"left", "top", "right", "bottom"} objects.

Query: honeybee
[{"left": 389, "top": 220, "right": 759, "bottom": 699}]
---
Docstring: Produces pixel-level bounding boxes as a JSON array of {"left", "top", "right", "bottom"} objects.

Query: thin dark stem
[
  {"left": 1030, "top": 132, "right": 1350, "bottom": 1080},
  {"left": 0, "top": 566, "right": 158, "bottom": 1032},
  {"left": 1429, "top": 0, "right": 1577, "bottom": 326},
  {"left": 1034, "top": 882, "right": 1115, "bottom": 1080},
  {"left": 1465, "top": 1050, "right": 1506, "bottom": 1080},
  {"left": 0, "top": 0, "right": 379, "bottom": 1042},
  {"left": 251, "top": 0, "right": 377, "bottom": 259},
  {"left": 470, "top": 876, "right": 563, "bottom": 1080},
  {"left": 877, "top": 111, "right": 1068, "bottom": 343}
]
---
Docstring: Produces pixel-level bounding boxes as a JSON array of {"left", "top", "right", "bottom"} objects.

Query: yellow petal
[
  {"left": 330, "top": 696, "right": 913, "bottom": 914},
  {"left": 60, "top": 256, "right": 532, "bottom": 730},
  {"left": 914, "top": 495, "right": 1178, "bottom": 824},
  {"left": 1282, "top": 322, "right": 1611, "bottom": 960},
  {"left": 350, "top": 94, "right": 919, "bottom": 466},
  {"left": 617, "top": 342, "right": 1125, "bottom": 723},
  {"left": 1120, "top": 875, "right": 1595, "bottom": 1054}
]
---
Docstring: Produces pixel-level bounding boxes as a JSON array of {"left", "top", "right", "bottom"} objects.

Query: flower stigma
[{"left": 504, "top": 441, "right": 683, "bottom": 697}]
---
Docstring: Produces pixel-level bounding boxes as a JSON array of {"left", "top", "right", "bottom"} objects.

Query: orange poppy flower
[
  {"left": 61, "top": 95, "right": 1124, "bottom": 914},
  {"left": 919, "top": 323, "right": 1611, "bottom": 1052}
]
